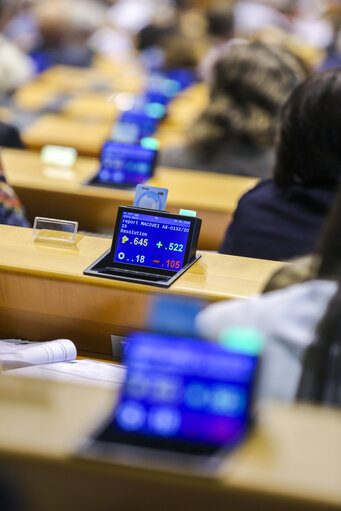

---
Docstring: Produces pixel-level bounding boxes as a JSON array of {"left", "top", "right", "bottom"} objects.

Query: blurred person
[
  {"left": 2, "top": 0, "right": 40, "bottom": 54},
  {"left": 199, "top": 1, "right": 237, "bottom": 82},
  {"left": 196, "top": 178, "right": 341, "bottom": 403},
  {"left": 0, "top": 158, "right": 30, "bottom": 227},
  {"left": 90, "top": 0, "right": 176, "bottom": 63},
  {"left": 320, "top": 3, "right": 341, "bottom": 69},
  {"left": 162, "top": 31, "right": 199, "bottom": 70},
  {"left": 220, "top": 68, "right": 341, "bottom": 261},
  {"left": 235, "top": 0, "right": 333, "bottom": 50},
  {"left": 159, "top": 41, "right": 307, "bottom": 176},
  {"left": 0, "top": 0, "right": 34, "bottom": 94},
  {"left": 108, "top": 0, "right": 176, "bottom": 34},
  {"left": 0, "top": 121, "right": 24, "bottom": 149},
  {"left": 291, "top": 0, "right": 333, "bottom": 52},
  {"left": 135, "top": 22, "right": 178, "bottom": 70},
  {"left": 32, "top": 0, "right": 106, "bottom": 68},
  {"left": 234, "top": 0, "right": 291, "bottom": 36}
]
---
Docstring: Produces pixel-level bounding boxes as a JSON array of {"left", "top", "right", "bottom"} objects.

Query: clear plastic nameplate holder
[{"left": 33, "top": 217, "right": 78, "bottom": 246}]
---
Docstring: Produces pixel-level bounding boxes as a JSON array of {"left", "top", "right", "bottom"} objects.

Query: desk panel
[
  {"left": 22, "top": 115, "right": 112, "bottom": 156},
  {"left": 0, "top": 376, "right": 340, "bottom": 511},
  {"left": 0, "top": 226, "right": 284, "bottom": 354}
]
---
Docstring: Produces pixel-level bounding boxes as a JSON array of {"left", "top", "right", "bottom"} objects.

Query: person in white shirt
[{"left": 196, "top": 182, "right": 341, "bottom": 402}]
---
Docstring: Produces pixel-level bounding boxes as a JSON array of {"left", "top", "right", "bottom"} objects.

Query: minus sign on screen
[{"left": 153, "top": 260, "right": 160, "bottom": 263}]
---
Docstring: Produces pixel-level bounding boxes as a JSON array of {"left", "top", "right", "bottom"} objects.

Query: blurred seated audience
[
  {"left": 162, "top": 31, "right": 199, "bottom": 71},
  {"left": 199, "top": 1, "right": 236, "bottom": 82},
  {"left": 160, "top": 41, "right": 307, "bottom": 176},
  {"left": 320, "top": 4, "right": 341, "bottom": 70},
  {"left": 220, "top": 68, "right": 341, "bottom": 261},
  {"left": 196, "top": 179, "right": 341, "bottom": 404},
  {"left": 233, "top": 0, "right": 291, "bottom": 36},
  {"left": 31, "top": 0, "right": 106, "bottom": 69},
  {"left": 0, "top": 122, "right": 24, "bottom": 149},
  {"left": 0, "top": 0, "right": 34, "bottom": 94},
  {"left": 0, "top": 159, "right": 29, "bottom": 227},
  {"left": 135, "top": 22, "right": 178, "bottom": 71}
]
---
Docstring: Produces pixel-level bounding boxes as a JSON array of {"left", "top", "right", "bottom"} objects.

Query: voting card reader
[{"left": 84, "top": 206, "right": 201, "bottom": 288}]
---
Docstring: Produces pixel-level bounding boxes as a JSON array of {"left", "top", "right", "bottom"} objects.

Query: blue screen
[
  {"left": 114, "top": 210, "right": 191, "bottom": 271},
  {"left": 98, "top": 142, "right": 156, "bottom": 186},
  {"left": 119, "top": 112, "right": 158, "bottom": 139},
  {"left": 113, "top": 332, "right": 259, "bottom": 447}
]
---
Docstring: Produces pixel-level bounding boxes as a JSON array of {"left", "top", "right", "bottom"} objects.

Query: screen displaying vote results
[
  {"left": 112, "top": 332, "right": 259, "bottom": 448},
  {"left": 113, "top": 210, "right": 191, "bottom": 271},
  {"left": 97, "top": 141, "right": 156, "bottom": 186}
]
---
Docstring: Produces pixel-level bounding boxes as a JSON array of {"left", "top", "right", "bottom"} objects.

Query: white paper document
[
  {"left": 0, "top": 339, "right": 126, "bottom": 388},
  {"left": 7, "top": 359, "right": 126, "bottom": 388},
  {"left": 0, "top": 339, "right": 77, "bottom": 368}
]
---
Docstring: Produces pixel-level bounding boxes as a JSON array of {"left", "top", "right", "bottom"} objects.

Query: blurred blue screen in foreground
[{"left": 113, "top": 332, "right": 260, "bottom": 447}]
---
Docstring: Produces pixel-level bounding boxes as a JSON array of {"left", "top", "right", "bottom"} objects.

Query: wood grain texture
[
  {"left": 0, "top": 225, "right": 285, "bottom": 353},
  {"left": 3, "top": 149, "right": 257, "bottom": 249}
]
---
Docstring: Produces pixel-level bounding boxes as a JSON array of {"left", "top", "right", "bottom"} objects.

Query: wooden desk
[
  {"left": 0, "top": 225, "right": 284, "bottom": 355},
  {"left": 3, "top": 149, "right": 257, "bottom": 250},
  {"left": 38, "top": 62, "right": 146, "bottom": 94},
  {"left": 12, "top": 59, "right": 146, "bottom": 119},
  {"left": 60, "top": 93, "right": 119, "bottom": 122},
  {"left": 13, "top": 82, "right": 63, "bottom": 111},
  {"left": 0, "top": 375, "right": 340, "bottom": 511},
  {"left": 22, "top": 115, "right": 112, "bottom": 156}
]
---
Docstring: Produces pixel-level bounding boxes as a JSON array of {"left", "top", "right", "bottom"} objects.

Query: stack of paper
[{"left": 0, "top": 339, "right": 126, "bottom": 388}]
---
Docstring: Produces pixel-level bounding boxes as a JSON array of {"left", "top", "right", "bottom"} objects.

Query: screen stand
[{"left": 83, "top": 249, "right": 201, "bottom": 288}]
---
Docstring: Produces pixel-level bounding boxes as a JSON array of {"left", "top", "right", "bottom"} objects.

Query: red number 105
[{"left": 166, "top": 260, "right": 180, "bottom": 269}]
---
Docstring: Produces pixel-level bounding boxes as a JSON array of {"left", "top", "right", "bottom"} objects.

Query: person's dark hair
[
  {"left": 136, "top": 24, "right": 177, "bottom": 52},
  {"left": 316, "top": 183, "right": 341, "bottom": 279},
  {"left": 274, "top": 68, "right": 341, "bottom": 187},
  {"left": 296, "top": 280, "right": 341, "bottom": 406},
  {"left": 296, "top": 182, "right": 341, "bottom": 405},
  {"left": 0, "top": 122, "right": 24, "bottom": 149},
  {"left": 189, "top": 41, "right": 307, "bottom": 156},
  {"left": 206, "top": 3, "right": 234, "bottom": 40}
]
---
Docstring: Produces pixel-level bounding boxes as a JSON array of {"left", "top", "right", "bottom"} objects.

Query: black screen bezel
[
  {"left": 109, "top": 206, "right": 196, "bottom": 276},
  {"left": 94, "top": 421, "right": 247, "bottom": 456},
  {"left": 97, "top": 141, "right": 158, "bottom": 187}
]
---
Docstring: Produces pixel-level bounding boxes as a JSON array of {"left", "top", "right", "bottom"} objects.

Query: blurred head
[
  {"left": 274, "top": 69, "right": 341, "bottom": 187},
  {"left": 190, "top": 41, "right": 307, "bottom": 151},
  {"left": 162, "top": 32, "right": 199, "bottom": 70},
  {"left": 206, "top": 2, "right": 234, "bottom": 41}
]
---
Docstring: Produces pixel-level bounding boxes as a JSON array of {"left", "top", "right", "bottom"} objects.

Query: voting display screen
[
  {"left": 113, "top": 210, "right": 191, "bottom": 271},
  {"left": 97, "top": 332, "right": 259, "bottom": 454},
  {"left": 97, "top": 141, "right": 156, "bottom": 186}
]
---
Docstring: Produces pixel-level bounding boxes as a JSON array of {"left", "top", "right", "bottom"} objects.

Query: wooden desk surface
[
  {"left": 0, "top": 375, "right": 341, "bottom": 511},
  {"left": 13, "top": 82, "right": 63, "bottom": 111},
  {"left": 38, "top": 62, "right": 146, "bottom": 94},
  {"left": 0, "top": 225, "right": 284, "bottom": 354},
  {"left": 60, "top": 92, "right": 119, "bottom": 122},
  {"left": 12, "top": 59, "right": 146, "bottom": 118},
  {"left": 22, "top": 114, "right": 112, "bottom": 156},
  {"left": 3, "top": 149, "right": 257, "bottom": 250}
]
